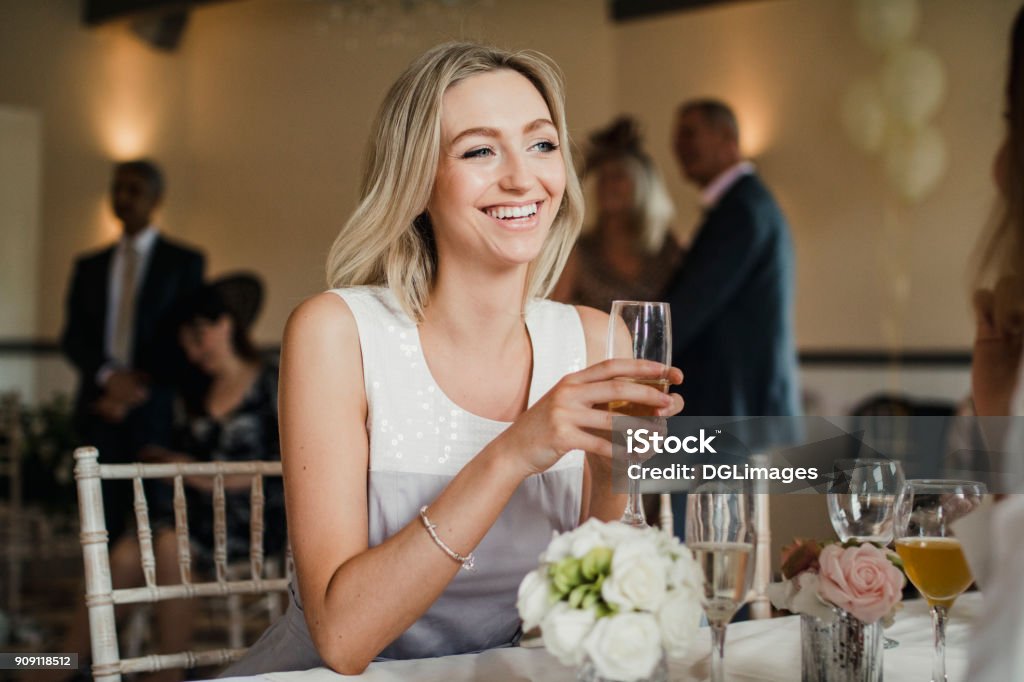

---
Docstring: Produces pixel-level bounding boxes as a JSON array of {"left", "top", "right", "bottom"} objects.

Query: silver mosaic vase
[
  {"left": 576, "top": 649, "right": 668, "bottom": 682},
  {"left": 801, "top": 609, "right": 883, "bottom": 682}
]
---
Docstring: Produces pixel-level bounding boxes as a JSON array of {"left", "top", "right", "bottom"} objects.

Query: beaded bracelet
[{"left": 419, "top": 505, "right": 476, "bottom": 571}]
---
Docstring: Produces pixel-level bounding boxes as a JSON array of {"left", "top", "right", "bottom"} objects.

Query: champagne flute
[
  {"left": 686, "top": 482, "right": 755, "bottom": 682},
  {"left": 605, "top": 300, "right": 671, "bottom": 527},
  {"left": 894, "top": 479, "right": 986, "bottom": 682},
  {"left": 828, "top": 458, "right": 905, "bottom": 543}
]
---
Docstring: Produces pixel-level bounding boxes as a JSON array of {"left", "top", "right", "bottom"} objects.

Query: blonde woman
[
  {"left": 226, "top": 43, "right": 684, "bottom": 675},
  {"left": 553, "top": 117, "right": 681, "bottom": 311}
]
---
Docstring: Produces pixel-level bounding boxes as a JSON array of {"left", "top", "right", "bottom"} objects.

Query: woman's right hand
[{"left": 495, "top": 358, "right": 684, "bottom": 477}]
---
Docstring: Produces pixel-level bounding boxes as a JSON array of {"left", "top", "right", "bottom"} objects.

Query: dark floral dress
[
  {"left": 571, "top": 233, "right": 682, "bottom": 312},
  {"left": 153, "top": 363, "right": 286, "bottom": 568}
]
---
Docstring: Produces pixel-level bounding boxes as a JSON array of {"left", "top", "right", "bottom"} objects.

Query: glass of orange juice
[{"left": 894, "top": 479, "right": 986, "bottom": 682}]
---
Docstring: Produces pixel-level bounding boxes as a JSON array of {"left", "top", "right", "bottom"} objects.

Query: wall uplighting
[{"left": 92, "top": 30, "right": 163, "bottom": 159}]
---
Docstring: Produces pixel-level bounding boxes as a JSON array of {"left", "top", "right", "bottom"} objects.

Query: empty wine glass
[
  {"left": 894, "top": 479, "right": 986, "bottom": 681},
  {"left": 686, "top": 482, "right": 755, "bottom": 682},
  {"left": 828, "top": 458, "right": 905, "bottom": 544},
  {"left": 829, "top": 458, "right": 905, "bottom": 649},
  {"left": 605, "top": 300, "right": 671, "bottom": 527}
]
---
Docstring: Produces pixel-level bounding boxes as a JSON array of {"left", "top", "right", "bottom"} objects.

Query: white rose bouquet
[{"left": 517, "top": 519, "right": 703, "bottom": 682}]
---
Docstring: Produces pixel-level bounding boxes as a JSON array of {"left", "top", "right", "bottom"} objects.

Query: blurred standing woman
[
  {"left": 553, "top": 117, "right": 681, "bottom": 310},
  {"left": 227, "top": 43, "right": 684, "bottom": 676}
]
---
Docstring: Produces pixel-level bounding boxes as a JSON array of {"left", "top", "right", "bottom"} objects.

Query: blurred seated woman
[
  {"left": 47, "top": 275, "right": 284, "bottom": 682},
  {"left": 553, "top": 116, "right": 682, "bottom": 310},
  {"left": 224, "top": 43, "right": 684, "bottom": 676},
  {"left": 141, "top": 274, "right": 286, "bottom": 570}
]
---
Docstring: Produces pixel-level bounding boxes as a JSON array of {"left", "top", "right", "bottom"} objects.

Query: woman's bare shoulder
[{"left": 283, "top": 292, "right": 359, "bottom": 349}]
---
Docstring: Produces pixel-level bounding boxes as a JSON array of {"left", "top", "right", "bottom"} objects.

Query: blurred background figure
[
  {"left": 146, "top": 273, "right": 286, "bottom": 571},
  {"left": 663, "top": 99, "right": 799, "bottom": 418},
  {"left": 962, "top": 4, "right": 1024, "bottom": 680},
  {"left": 553, "top": 116, "right": 681, "bottom": 310},
  {"left": 60, "top": 159, "right": 205, "bottom": 545},
  {"left": 46, "top": 274, "right": 285, "bottom": 682},
  {"left": 663, "top": 99, "right": 800, "bottom": 542}
]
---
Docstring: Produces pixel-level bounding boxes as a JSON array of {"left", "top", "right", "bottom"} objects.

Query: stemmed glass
[
  {"left": 894, "top": 479, "right": 986, "bottom": 682},
  {"left": 828, "top": 458, "right": 905, "bottom": 544},
  {"left": 829, "top": 458, "right": 905, "bottom": 649},
  {"left": 686, "top": 482, "right": 755, "bottom": 682},
  {"left": 605, "top": 300, "right": 671, "bottom": 527}
]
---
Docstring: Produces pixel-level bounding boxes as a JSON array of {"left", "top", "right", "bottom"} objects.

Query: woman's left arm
[{"left": 574, "top": 306, "right": 683, "bottom": 522}]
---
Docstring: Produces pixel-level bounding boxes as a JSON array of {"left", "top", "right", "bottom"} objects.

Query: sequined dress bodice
[{"left": 225, "top": 286, "right": 587, "bottom": 672}]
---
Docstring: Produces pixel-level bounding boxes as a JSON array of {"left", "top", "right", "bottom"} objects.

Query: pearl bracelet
[{"left": 419, "top": 505, "right": 476, "bottom": 571}]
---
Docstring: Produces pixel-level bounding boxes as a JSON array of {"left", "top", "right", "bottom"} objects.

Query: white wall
[{"left": 0, "top": 105, "right": 43, "bottom": 401}]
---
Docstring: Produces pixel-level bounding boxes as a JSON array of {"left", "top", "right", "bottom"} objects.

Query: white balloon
[
  {"left": 840, "top": 77, "right": 887, "bottom": 155},
  {"left": 881, "top": 46, "right": 947, "bottom": 128},
  {"left": 856, "top": 0, "right": 919, "bottom": 52},
  {"left": 883, "top": 126, "right": 948, "bottom": 203}
]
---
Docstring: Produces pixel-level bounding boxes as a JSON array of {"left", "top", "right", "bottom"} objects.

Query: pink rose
[{"left": 816, "top": 544, "right": 905, "bottom": 624}]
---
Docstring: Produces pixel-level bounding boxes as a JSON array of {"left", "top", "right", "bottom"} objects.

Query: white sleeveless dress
[{"left": 225, "top": 286, "right": 586, "bottom": 673}]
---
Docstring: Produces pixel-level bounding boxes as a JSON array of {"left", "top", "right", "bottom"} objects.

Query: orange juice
[{"left": 895, "top": 537, "right": 973, "bottom": 608}]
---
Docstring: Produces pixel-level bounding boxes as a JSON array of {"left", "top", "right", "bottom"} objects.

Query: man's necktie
[{"left": 112, "top": 246, "right": 138, "bottom": 365}]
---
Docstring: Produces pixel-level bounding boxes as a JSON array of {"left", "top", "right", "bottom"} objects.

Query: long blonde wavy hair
[{"left": 325, "top": 42, "right": 585, "bottom": 321}]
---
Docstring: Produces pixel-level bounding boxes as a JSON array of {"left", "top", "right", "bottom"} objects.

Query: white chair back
[{"left": 74, "top": 446, "right": 288, "bottom": 682}]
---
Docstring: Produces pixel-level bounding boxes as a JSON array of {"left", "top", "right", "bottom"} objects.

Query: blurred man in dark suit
[
  {"left": 664, "top": 100, "right": 800, "bottom": 535},
  {"left": 665, "top": 99, "right": 799, "bottom": 417},
  {"left": 61, "top": 159, "right": 204, "bottom": 541}
]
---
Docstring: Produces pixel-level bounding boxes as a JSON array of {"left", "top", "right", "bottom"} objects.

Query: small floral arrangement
[
  {"left": 516, "top": 519, "right": 703, "bottom": 682},
  {"left": 767, "top": 538, "right": 905, "bottom": 625}
]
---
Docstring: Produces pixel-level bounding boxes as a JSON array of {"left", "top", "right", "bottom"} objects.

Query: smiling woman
[{"left": 222, "top": 42, "right": 685, "bottom": 676}]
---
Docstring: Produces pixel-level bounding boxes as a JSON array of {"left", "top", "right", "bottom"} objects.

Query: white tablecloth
[{"left": 221, "top": 594, "right": 978, "bottom": 681}]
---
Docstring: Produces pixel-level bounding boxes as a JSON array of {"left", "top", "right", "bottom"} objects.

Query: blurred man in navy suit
[
  {"left": 664, "top": 100, "right": 799, "bottom": 536},
  {"left": 61, "top": 160, "right": 205, "bottom": 541},
  {"left": 665, "top": 99, "right": 799, "bottom": 418}
]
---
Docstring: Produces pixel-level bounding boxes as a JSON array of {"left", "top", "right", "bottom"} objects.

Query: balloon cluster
[{"left": 840, "top": 0, "right": 947, "bottom": 203}]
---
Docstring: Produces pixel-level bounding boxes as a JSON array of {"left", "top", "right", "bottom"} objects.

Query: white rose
[
  {"left": 583, "top": 613, "right": 663, "bottom": 682},
  {"left": 599, "top": 521, "right": 650, "bottom": 548},
  {"left": 601, "top": 539, "right": 668, "bottom": 612},
  {"left": 791, "top": 573, "right": 836, "bottom": 622},
  {"left": 655, "top": 528, "right": 684, "bottom": 556},
  {"left": 766, "top": 573, "right": 835, "bottom": 623},
  {"left": 669, "top": 551, "right": 704, "bottom": 595},
  {"left": 517, "top": 568, "right": 552, "bottom": 631},
  {"left": 570, "top": 519, "right": 608, "bottom": 558},
  {"left": 541, "top": 602, "right": 596, "bottom": 666},
  {"left": 541, "top": 529, "right": 573, "bottom": 563},
  {"left": 657, "top": 589, "right": 701, "bottom": 658}
]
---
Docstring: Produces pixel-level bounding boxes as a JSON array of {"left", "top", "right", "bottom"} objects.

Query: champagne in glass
[
  {"left": 601, "top": 377, "right": 670, "bottom": 416},
  {"left": 686, "top": 483, "right": 755, "bottom": 682},
  {"left": 605, "top": 301, "right": 672, "bottom": 527},
  {"left": 894, "top": 479, "right": 986, "bottom": 681},
  {"left": 689, "top": 541, "right": 754, "bottom": 625}
]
